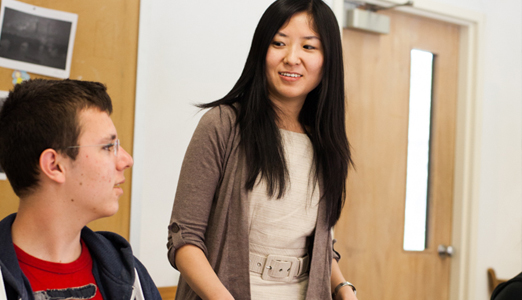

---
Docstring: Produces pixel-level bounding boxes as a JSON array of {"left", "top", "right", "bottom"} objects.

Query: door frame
[{"left": 332, "top": 1, "right": 485, "bottom": 300}]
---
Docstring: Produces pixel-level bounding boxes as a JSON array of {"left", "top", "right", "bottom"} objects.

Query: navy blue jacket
[
  {"left": 0, "top": 213, "right": 161, "bottom": 300},
  {"left": 491, "top": 272, "right": 522, "bottom": 300}
]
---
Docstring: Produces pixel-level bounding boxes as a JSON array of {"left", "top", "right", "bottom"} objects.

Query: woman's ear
[{"left": 39, "top": 149, "right": 66, "bottom": 184}]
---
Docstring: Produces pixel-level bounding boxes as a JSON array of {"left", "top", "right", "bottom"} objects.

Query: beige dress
[{"left": 248, "top": 129, "right": 320, "bottom": 300}]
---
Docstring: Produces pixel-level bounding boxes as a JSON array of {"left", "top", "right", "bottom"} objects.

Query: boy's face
[{"left": 63, "top": 108, "right": 133, "bottom": 222}]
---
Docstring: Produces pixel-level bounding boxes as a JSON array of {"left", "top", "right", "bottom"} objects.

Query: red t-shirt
[{"left": 14, "top": 240, "right": 103, "bottom": 300}]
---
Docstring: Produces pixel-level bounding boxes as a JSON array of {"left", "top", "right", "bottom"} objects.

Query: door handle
[{"left": 437, "top": 245, "right": 454, "bottom": 258}]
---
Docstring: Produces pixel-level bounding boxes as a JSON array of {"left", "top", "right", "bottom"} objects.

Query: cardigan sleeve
[{"left": 167, "top": 105, "right": 237, "bottom": 269}]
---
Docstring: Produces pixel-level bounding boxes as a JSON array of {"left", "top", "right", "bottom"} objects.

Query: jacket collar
[
  {"left": 0, "top": 213, "right": 32, "bottom": 300},
  {"left": 80, "top": 226, "right": 136, "bottom": 299}
]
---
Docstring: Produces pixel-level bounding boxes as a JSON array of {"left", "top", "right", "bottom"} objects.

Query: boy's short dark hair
[{"left": 0, "top": 79, "right": 113, "bottom": 197}]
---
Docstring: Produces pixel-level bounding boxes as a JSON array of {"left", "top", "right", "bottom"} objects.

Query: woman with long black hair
[{"left": 167, "top": 1, "right": 357, "bottom": 299}]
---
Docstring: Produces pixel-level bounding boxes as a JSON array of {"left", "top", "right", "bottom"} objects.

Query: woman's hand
[
  {"left": 331, "top": 260, "right": 359, "bottom": 300},
  {"left": 175, "top": 244, "right": 235, "bottom": 300},
  {"left": 333, "top": 284, "right": 358, "bottom": 300}
]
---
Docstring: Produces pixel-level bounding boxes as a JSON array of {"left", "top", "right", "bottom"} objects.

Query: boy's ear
[{"left": 39, "top": 149, "right": 66, "bottom": 184}]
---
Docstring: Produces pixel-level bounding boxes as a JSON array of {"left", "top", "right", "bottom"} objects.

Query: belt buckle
[{"left": 261, "top": 254, "right": 299, "bottom": 282}]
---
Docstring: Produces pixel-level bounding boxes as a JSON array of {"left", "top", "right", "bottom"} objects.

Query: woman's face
[{"left": 265, "top": 12, "right": 324, "bottom": 107}]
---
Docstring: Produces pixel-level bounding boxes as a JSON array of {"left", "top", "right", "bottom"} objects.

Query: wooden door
[{"left": 336, "top": 10, "right": 459, "bottom": 300}]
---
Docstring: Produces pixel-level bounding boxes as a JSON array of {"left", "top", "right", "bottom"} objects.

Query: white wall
[
  {"left": 132, "top": 1, "right": 522, "bottom": 299},
  {"left": 448, "top": 0, "right": 522, "bottom": 299}
]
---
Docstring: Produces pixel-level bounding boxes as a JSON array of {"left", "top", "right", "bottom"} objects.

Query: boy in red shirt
[{"left": 0, "top": 79, "right": 161, "bottom": 300}]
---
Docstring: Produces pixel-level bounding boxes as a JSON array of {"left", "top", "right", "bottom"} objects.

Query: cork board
[{"left": 0, "top": 0, "right": 140, "bottom": 240}]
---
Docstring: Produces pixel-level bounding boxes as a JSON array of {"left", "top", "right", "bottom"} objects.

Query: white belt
[{"left": 249, "top": 253, "right": 310, "bottom": 282}]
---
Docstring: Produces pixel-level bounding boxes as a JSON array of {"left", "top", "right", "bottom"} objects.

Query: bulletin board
[{"left": 0, "top": 0, "right": 140, "bottom": 240}]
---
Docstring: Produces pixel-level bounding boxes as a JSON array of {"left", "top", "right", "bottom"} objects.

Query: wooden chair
[
  {"left": 488, "top": 268, "right": 508, "bottom": 294},
  {"left": 158, "top": 286, "right": 177, "bottom": 299}
]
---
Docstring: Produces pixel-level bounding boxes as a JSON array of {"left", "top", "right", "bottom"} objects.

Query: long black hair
[{"left": 199, "top": 0, "right": 352, "bottom": 228}]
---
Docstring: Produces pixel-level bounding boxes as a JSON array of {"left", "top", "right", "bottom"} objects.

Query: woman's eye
[
  {"left": 272, "top": 41, "right": 284, "bottom": 47},
  {"left": 304, "top": 45, "right": 316, "bottom": 50}
]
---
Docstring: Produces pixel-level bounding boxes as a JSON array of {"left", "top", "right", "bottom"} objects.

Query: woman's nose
[{"left": 284, "top": 47, "right": 301, "bottom": 65}]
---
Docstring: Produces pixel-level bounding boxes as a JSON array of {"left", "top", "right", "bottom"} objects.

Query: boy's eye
[{"left": 102, "top": 143, "right": 114, "bottom": 151}]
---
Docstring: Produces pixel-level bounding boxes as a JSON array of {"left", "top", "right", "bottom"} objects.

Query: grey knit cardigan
[{"left": 167, "top": 105, "right": 339, "bottom": 300}]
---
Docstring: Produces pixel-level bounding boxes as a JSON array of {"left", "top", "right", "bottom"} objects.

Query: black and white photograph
[
  {"left": 0, "top": 90, "right": 7, "bottom": 180},
  {"left": 0, "top": 0, "right": 77, "bottom": 79}
]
